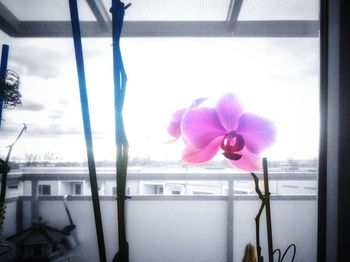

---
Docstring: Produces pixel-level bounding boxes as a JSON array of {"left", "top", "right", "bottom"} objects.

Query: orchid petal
[
  {"left": 228, "top": 147, "right": 261, "bottom": 172},
  {"left": 167, "top": 108, "right": 186, "bottom": 138},
  {"left": 236, "top": 113, "right": 276, "bottom": 154},
  {"left": 190, "top": 97, "right": 207, "bottom": 108},
  {"left": 182, "top": 136, "right": 223, "bottom": 164},
  {"left": 215, "top": 93, "right": 243, "bottom": 131},
  {"left": 181, "top": 108, "right": 226, "bottom": 149}
]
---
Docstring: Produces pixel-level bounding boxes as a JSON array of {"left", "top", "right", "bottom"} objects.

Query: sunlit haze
[{"left": 0, "top": 34, "right": 319, "bottom": 163}]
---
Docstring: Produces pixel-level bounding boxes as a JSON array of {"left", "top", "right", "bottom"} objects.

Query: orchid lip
[
  {"left": 221, "top": 130, "right": 245, "bottom": 161},
  {"left": 228, "top": 130, "right": 236, "bottom": 137},
  {"left": 223, "top": 152, "right": 242, "bottom": 161}
]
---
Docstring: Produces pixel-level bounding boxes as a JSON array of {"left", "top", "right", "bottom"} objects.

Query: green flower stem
[
  {"left": 263, "top": 158, "right": 274, "bottom": 262},
  {"left": 251, "top": 172, "right": 266, "bottom": 262},
  {"left": 251, "top": 158, "right": 274, "bottom": 262}
]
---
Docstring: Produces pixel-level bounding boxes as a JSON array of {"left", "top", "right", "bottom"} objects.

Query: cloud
[
  {"left": 5, "top": 38, "right": 114, "bottom": 81},
  {"left": 24, "top": 124, "right": 82, "bottom": 137},
  {"left": 0, "top": 123, "right": 23, "bottom": 137},
  {"left": 17, "top": 100, "right": 45, "bottom": 111},
  {"left": 49, "top": 111, "right": 63, "bottom": 120},
  {"left": 6, "top": 39, "right": 74, "bottom": 79}
]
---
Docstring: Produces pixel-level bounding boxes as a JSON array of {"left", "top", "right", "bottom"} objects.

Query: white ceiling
[{"left": 0, "top": 0, "right": 320, "bottom": 37}]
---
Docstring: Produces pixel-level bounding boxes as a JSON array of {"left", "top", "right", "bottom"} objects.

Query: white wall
[
  {"left": 233, "top": 200, "right": 317, "bottom": 262},
  {"left": 23, "top": 180, "right": 32, "bottom": 195},
  {"left": 2, "top": 201, "right": 17, "bottom": 262},
  {"left": 59, "top": 181, "right": 72, "bottom": 195},
  {"left": 10, "top": 198, "right": 317, "bottom": 262},
  {"left": 3, "top": 201, "right": 17, "bottom": 236},
  {"left": 127, "top": 200, "right": 227, "bottom": 262}
]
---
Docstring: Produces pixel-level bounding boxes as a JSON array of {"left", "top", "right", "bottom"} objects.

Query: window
[
  {"left": 97, "top": 182, "right": 103, "bottom": 195},
  {"left": 8, "top": 185, "right": 18, "bottom": 189},
  {"left": 113, "top": 186, "right": 130, "bottom": 195},
  {"left": 141, "top": 184, "right": 164, "bottom": 195},
  {"left": 72, "top": 183, "right": 82, "bottom": 195},
  {"left": 157, "top": 186, "right": 163, "bottom": 195},
  {"left": 233, "top": 188, "right": 251, "bottom": 194},
  {"left": 38, "top": 185, "right": 51, "bottom": 196},
  {"left": 0, "top": 0, "right": 321, "bottom": 261},
  {"left": 282, "top": 185, "right": 299, "bottom": 189},
  {"left": 192, "top": 191, "right": 213, "bottom": 195}
]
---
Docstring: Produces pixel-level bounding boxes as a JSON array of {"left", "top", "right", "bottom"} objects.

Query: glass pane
[
  {"left": 238, "top": 0, "right": 319, "bottom": 21},
  {"left": 0, "top": 1, "right": 319, "bottom": 261},
  {"left": 1, "top": 0, "right": 96, "bottom": 21},
  {"left": 117, "top": 0, "right": 231, "bottom": 21}
]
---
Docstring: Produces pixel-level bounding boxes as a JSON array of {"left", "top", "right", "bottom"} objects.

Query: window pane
[
  {"left": 0, "top": 1, "right": 319, "bottom": 261},
  {"left": 38, "top": 185, "right": 51, "bottom": 196},
  {"left": 73, "top": 183, "right": 82, "bottom": 195}
]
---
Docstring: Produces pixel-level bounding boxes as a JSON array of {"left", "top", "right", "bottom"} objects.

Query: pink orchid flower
[
  {"left": 167, "top": 97, "right": 207, "bottom": 141},
  {"left": 180, "top": 93, "right": 276, "bottom": 172},
  {"left": 167, "top": 108, "right": 187, "bottom": 140}
]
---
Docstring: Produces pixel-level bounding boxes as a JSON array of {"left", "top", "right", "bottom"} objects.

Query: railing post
[
  {"left": 227, "top": 178, "right": 234, "bottom": 262},
  {"left": 31, "top": 178, "right": 38, "bottom": 222},
  {"left": 16, "top": 196, "right": 23, "bottom": 232}
]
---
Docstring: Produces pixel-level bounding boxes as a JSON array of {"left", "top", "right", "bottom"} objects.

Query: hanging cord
[
  {"left": 68, "top": 1, "right": 107, "bottom": 261},
  {"left": 273, "top": 244, "right": 296, "bottom": 262},
  {"left": 63, "top": 195, "right": 74, "bottom": 226},
  {"left": 110, "top": 1, "right": 131, "bottom": 262},
  {"left": 62, "top": 195, "right": 80, "bottom": 248},
  {"left": 0, "top": 123, "right": 26, "bottom": 256}
]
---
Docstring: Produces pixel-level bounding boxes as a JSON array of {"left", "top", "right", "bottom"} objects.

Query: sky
[{"left": 0, "top": 31, "right": 320, "bottom": 163}]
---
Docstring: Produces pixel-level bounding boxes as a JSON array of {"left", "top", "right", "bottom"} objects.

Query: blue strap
[
  {"left": 0, "top": 45, "right": 9, "bottom": 128},
  {"left": 68, "top": 1, "right": 106, "bottom": 261},
  {"left": 110, "top": 1, "right": 130, "bottom": 262}
]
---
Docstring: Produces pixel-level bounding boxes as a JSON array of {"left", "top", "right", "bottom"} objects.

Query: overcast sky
[{"left": 0, "top": 31, "right": 319, "bottom": 162}]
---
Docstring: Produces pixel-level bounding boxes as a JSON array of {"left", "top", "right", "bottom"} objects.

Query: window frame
[
  {"left": 72, "top": 182, "right": 83, "bottom": 196},
  {"left": 318, "top": 0, "right": 350, "bottom": 261},
  {"left": 38, "top": 184, "right": 51, "bottom": 196}
]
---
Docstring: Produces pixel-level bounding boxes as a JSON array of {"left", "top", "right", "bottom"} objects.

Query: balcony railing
[{"left": 2, "top": 168, "right": 317, "bottom": 262}]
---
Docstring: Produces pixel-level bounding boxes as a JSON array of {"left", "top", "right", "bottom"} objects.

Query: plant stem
[
  {"left": 111, "top": 1, "right": 129, "bottom": 261},
  {"left": 251, "top": 172, "right": 266, "bottom": 262},
  {"left": 262, "top": 158, "right": 274, "bottom": 262},
  {"left": 251, "top": 158, "right": 274, "bottom": 262}
]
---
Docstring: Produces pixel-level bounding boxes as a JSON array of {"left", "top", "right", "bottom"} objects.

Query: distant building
[{"left": 1, "top": 167, "right": 317, "bottom": 198}]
